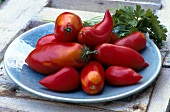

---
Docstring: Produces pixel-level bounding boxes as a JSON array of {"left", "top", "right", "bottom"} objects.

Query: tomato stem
[
  {"left": 81, "top": 45, "right": 97, "bottom": 65},
  {"left": 63, "top": 22, "right": 73, "bottom": 37},
  {"left": 90, "top": 85, "right": 96, "bottom": 90},
  {"left": 86, "top": 50, "right": 97, "bottom": 55}
]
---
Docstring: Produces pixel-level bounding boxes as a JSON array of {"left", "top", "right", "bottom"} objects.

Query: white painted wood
[
  {"left": 147, "top": 68, "right": 170, "bottom": 112},
  {"left": 0, "top": 0, "right": 50, "bottom": 62},
  {"left": 32, "top": 7, "right": 104, "bottom": 23},
  {"left": 157, "top": 0, "right": 170, "bottom": 68},
  {"left": 0, "top": 96, "right": 109, "bottom": 112},
  {"left": 50, "top": 0, "right": 161, "bottom": 13},
  {"left": 147, "top": 0, "right": 170, "bottom": 111},
  {"left": 80, "top": 87, "right": 153, "bottom": 112}
]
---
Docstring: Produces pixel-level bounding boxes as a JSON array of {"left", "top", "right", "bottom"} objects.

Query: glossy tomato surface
[
  {"left": 81, "top": 61, "right": 105, "bottom": 94},
  {"left": 94, "top": 43, "right": 149, "bottom": 70},
  {"left": 36, "top": 33, "right": 56, "bottom": 48},
  {"left": 54, "top": 12, "right": 83, "bottom": 42},
  {"left": 113, "top": 31, "right": 146, "bottom": 51},
  {"left": 25, "top": 42, "right": 89, "bottom": 74},
  {"left": 105, "top": 66, "right": 143, "bottom": 86},
  {"left": 77, "top": 10, "right": 113, "bottom": 48},
  {"left": 39, "top": 66, "right": 81, "bottom": 92}
]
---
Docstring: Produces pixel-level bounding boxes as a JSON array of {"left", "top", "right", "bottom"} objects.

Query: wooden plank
[
  {"left": 0, "top": 0, "right": 50, "bottom": 62},
  {"left": 50, "top": 0, "right": 162, "bottom": 13},
  {"left": 147, "top": 68, "right": 170, "bottom": 112},
  {"left": 0, "top": 96, "right": 112, "bottom": 112},
  {"left": 147, "top": 0, "right": 170, "bottom": 111},
  {"left": 32, "top": 7, "right": 104, "bottom": 24}
]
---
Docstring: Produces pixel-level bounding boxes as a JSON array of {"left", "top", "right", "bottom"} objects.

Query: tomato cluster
[{"left": 25, "top": 10, "right": 149, "bottom": 95}]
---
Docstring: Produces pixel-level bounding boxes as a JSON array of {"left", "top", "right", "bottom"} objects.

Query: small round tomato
[
  {"left": 81, "top": 61, "right": 105, "bottom": 95},
  {"left": 36, "top": 34, "right": 56, "bottom": 48},
  {"left": 54, "top": 12, "right": 83, "bottom": 42}
]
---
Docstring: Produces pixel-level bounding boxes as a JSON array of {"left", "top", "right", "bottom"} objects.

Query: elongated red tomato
[
  {"left": 105, "top": 66, "right": 143, "bottom": 86},
  {"left": 54, "top": 12, "right": 83, "bottom": 42},
  {"left": 36, "top": 34, "right": 56, "bottom": 48},
  {"left": 93, "top": 43, "right": 149, "bottom": 70},
  {"left": 77, "top": 10, "right": 113, "bottom": 48},
  {"left": 39, "top": 66, "right": 81, "bottom": 92},
  {"left": 108, "top": 32, "right": 118, "bottom": 43},
  {"left": 81, "top": 61, "right": 105, "bottom": 95},
  {"left": 113, "top": 31, "right": 146, "bottom": 51},
  {"left": 25, "top": 42, "right": 95, "bottom": 74}
]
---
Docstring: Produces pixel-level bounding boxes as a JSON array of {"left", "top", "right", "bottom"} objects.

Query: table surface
[{"left": 0, "top": 0, "right": 170, "bottom": 112}]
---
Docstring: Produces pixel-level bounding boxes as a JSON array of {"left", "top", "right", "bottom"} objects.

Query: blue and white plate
[{"left": 4, "top": 23, "right": 162, "bottom": 103}]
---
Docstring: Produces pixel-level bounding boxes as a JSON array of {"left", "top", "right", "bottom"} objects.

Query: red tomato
[
  {"left": 105, "top": 66, "right": 143, "bottom": 86},
  {"left": 36, "top": 34, "right": 56, "bottom": 48},
  {"left": 54, "top": 12, "right": 83, "bottom": 42},
  {"left": 108, "top": 32, "right": 118, "bottom": 43},
  {"left": 39, "top": 66, "right": 80, "bottom": 92},
  {"left": 113, "top": 31, "right": 146, "bottom": 51},
  {"left": 77, "top": 10, "right": 113, "bottom": 48},
  {"left": 81, "top": 61, "right": 105, "bottom": 94},
  {"left": 25, "top": 42, "right": 95, "bottom": 74},
  {"left": 93, "top": 43, "right": 149, "bottom": 70}
]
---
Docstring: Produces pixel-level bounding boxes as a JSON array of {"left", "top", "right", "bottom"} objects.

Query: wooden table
[{"left": 0, "top": 0, "right": 169, "bottom": 111}]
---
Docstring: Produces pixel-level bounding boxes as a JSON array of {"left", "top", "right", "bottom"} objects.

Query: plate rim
[{"left": 3, "top": 22, "right": 162, "bottom": 103}]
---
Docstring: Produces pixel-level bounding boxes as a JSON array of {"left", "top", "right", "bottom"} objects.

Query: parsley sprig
[
  {"left": 83, "top": 5, "right": 167, "bottom": 48},
  {"left": 113, "top": 5, "right": 167, "bottom": 48}
]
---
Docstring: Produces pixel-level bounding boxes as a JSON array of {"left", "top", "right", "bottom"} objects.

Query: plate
[{"left": 4, "top": 23, "right": 162, "bottom": 103}]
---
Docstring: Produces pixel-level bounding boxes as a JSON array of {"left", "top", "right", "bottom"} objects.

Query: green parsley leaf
[{"left": 113, "top": 5, "right": 167, "bottom": 48}]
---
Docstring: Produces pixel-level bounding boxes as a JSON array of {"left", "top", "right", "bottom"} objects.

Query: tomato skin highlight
[
  {"left": 77, "top": 10, "right": 113, "bottom": 48},
  {"left": 54, "top": 12, "right": 83, "bottom": 42},
  {"left": 93, "top": 43, "right": 149, "bottom": 70},
  {"left": 39, "top": 66, "right": 81, "bottom": 92},
  {"left": 36, "top": 34, "right": 57, "bottom": 48},
  {"left": 81, "top": 61, "right": 105, "bottom": 95},
  {"left": 113, "top": 31, "right": 146, "bottom": 51},
  {"left": 25, "top": 42, "right": 91, "bottom": 75},
  {"left": 105, "top": 66, "right": 143, "bottom": 86}
]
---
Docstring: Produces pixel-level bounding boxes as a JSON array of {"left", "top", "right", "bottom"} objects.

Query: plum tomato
[
  {"left": 93, "top": 43, "right": 149, "bottom": 70},
  {"left": 25, "top": 42, "right": 96, "bottom": 75},
  {"left": 81, "top": 61, "right": 105, "bottom": 95},
  {"left": 113, "top": 31, "right": 146, "bottom": 51},
  {"left": 39, "top": 66, "right": 81, "bottom": 92},
  {"left": 105, "top": 66, "right": 143, "bottom": 86},
  {"left": 36, "top": 33, "right": 56, "bottom": 48}
]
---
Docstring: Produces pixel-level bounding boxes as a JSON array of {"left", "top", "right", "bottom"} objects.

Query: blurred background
[
  {"left": 0, "top": 0, "right": 5, "bottom": 5},
  {"left": 50, "top": 0, "right": 162, "bottom": 13},
  {"left": 0, "top": 0, "right": 162, "bottom": 13}
]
